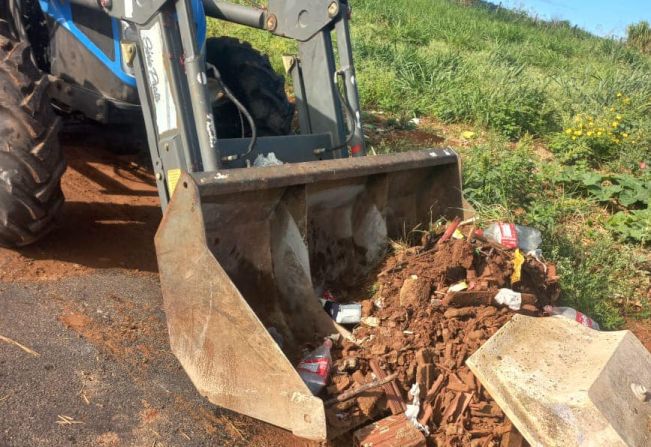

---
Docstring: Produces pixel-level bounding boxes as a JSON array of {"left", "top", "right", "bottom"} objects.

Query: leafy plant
[
  {"left": 556, "top": 167, "right": 650, "bottom": 209},
  {"left": 606, "top": 209, "right": 651, "bottom": 244}
]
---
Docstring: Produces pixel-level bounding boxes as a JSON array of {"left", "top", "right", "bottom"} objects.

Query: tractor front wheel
[
  {"left": 0, "top": 20, "right": 65, "bottom": 247},
  {"left": 206, "top": 37, "right": 294, "bottom": 139}
]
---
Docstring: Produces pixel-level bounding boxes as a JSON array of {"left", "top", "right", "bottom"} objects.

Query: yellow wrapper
[{"left": 511, "top": 249, "right": 524, "bottom": 284}]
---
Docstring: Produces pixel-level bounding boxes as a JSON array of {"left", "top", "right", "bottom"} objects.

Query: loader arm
[{"left": 66, "top": 0, "right": 365, "bottom": 207}]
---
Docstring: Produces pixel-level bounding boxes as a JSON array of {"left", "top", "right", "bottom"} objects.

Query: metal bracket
[
  {"left": 267, "top": 0, "right": 340, "bottom": 41},
  {"left": 92, "top": 0, "right": 170, "bottom": 25}
]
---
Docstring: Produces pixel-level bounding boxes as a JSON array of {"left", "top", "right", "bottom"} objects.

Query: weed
[
  {"left": 556, "top": 167, "right": 650, "bottom": 210},
  {"left": 546, "top": 234, "right": 644, "bottom": 329},
  {"left": 627, "top": 21, "right": 651, "bottom": 54},
  {"left": 550, "top": 93, "right": 648, "bottom": 166},
  {"left": 606, "top": 210, "right": 651, "bottom": 245},
  {"left": 462, "top": 137, "right": 540, "bottom": 211}
]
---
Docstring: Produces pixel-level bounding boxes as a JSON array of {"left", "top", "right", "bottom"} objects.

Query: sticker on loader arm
[
  {"left": 140, "top": 22, "right": 178, "bottom": 134},
  {"left": 167, "top": 169, "right": 181, "bottom": 196}
]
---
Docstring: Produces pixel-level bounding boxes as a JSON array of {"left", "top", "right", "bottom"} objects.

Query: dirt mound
[{"left": 322, "top": 228, "right": 559, "bottom": 445}]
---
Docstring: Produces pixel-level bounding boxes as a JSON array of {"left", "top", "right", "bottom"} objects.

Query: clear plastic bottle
[
  {"left": 544, "top": 305, "right": 600, "bottom": 330},
  {"left": 478, "top": 223, "right": 542, "bottom": 253},
  {"left": 297, "top": 339, "right": 333, "bottom": 394}
]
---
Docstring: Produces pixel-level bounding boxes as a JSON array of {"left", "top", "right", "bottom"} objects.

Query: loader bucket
[{"left": 155, "top": 148, "right": 464, "bottom": 440}]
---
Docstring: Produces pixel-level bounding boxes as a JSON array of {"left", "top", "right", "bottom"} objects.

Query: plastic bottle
[
  {"left": 478, "top": 223, "right": 542, "bottom": 253},
  {"left": 297, "top": 339, "right": 333, "bottom": 394},
  {"left": 544, "top": 305, "right": 600, "bottom": 330}
]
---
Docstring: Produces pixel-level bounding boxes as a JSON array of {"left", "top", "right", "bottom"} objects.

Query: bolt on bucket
[{"left": 155, "top": 148, "right": 465, "bottom": 440}]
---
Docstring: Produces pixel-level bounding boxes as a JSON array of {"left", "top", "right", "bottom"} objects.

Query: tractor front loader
[{"left": 1, "top": 0, "right": 464, "bottom": 439}]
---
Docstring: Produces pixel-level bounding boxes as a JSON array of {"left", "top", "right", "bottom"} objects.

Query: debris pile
[{"left": 320, "top": 223, "right": 560, "bottom": 445}]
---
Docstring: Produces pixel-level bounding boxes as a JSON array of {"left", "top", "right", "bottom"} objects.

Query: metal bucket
[{"left": 155, "top": 148, "right": 464, "bottom": 440}]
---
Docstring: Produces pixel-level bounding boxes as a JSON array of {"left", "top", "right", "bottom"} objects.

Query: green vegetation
[
  {"left": 208, "top": 0, "right": 650, "bottom": 328},
  {"left": 627, "top": 21, "right": 651, "bottom": 54}
]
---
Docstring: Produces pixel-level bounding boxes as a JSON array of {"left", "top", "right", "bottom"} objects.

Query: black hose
[
  {"left": 206, "top": 62, "right": 258, "bottom": 162},
  {"left": 327, "top": 70, "right": 357, "bottom": 153}
]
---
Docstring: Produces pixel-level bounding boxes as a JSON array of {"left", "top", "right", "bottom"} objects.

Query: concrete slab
[{"left": 466, "top": 314, "right": 651, "bottom": 447}]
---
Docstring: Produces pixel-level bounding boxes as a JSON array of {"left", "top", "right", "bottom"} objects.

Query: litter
[
  {"left": 448, "top": 281, "right": 469, "bottom": 293},
  {"left": 510, "top": 249, "right": 524, "bottom": 283},
  {"left": 320, "top": 291, "right": 362, "bottom": 325},
  {"left": 477, "top": 223, "right": 542, "bottom": 253},
  {"left": 297, "top": 339, "right": 333, "bottom": 395},
  {"left": 252, "top": 152, "right": 283, "bottom": 167},
  {"left": 543, "top": 305, "right": 600, "bottom": 330},
  {"left": 404, "top": 383, "right": 429, "bottom": 435},
  {"left": 494, "top": 288, "right": 523, "bottom": 311}
]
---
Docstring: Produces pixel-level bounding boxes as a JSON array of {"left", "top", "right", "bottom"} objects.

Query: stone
[
  {"left": 467, "top": 314, "right": 651, "bottom": 447},
  {"left": 399, "top": 277, "right": 431, "bottom": 307}
]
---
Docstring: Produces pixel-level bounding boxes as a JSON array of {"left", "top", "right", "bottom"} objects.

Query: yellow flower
[
  {"left": 587, "top": 131, "right": 593, "bottom": 136},
  {"left": 572, "top": 136, "right": 577, "bottom": 140},
  {"left": 616, "top": 114, "right": 622, "bottom": 120},
  {"left": 610, "top": 107, "right": 616, "bottom": 112},
  {"left": 611, "top": 121, "right": 619, "bottom": 128},
  {"left": 565, "top": 128, "right": 573, "bottom": 135},
  {"left": 597, "top": 131, "right": 603, "bottom": 136},
  {"left": 617, "top": 92, "right": 623, "bottom": 97},
  {"left": 574, "top": 130, "right": 582, "bottom": 136},
  {"left": 622, "top": 133, "right": 628, "bottom": 138}
]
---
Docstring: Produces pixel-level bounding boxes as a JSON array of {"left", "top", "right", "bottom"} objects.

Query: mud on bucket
[{"left": 155, "top": 148, "right": 464, "bottom": 440}]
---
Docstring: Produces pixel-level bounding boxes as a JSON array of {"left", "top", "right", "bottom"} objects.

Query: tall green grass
[{"left": 209, "top": 1, "right": 651, "bottom": 160}]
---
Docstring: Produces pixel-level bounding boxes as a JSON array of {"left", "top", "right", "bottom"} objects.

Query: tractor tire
[
  {"left": 0, "top": 20, "right": 65, "bottom": 247},
  {"left": 206, "top": 37, "right": 294, "bottom": 138}
]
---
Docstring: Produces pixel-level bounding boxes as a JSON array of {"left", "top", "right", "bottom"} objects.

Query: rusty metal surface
[
  {"left": 155, "top": 148, "right": 464, "bottom": 440},
  {"left": 155, "top": 179, "right": 329, "bottom": 440},
  {"left": 192, "top": 148, "right": 460, "bottom": 195}
]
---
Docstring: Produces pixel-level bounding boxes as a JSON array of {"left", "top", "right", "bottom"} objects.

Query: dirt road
[{"left": 0, "top": 125, "right": 314, "bottom": 447}]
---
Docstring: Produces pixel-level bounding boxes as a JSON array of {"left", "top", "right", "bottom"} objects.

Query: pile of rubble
[{"left": 321, "top": 223, "right": 560, "bottom": 445}]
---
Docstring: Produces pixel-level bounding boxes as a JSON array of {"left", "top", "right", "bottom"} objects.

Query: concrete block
[{"left": 467, "top": 314, "right": 651, "bottom": 447}]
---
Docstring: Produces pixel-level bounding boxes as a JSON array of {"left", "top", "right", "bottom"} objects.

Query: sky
[{"left": 499, "top": 0, "right": 651, "bottom": 38}]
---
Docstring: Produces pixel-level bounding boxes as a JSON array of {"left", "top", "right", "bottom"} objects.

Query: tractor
[{"left": 0, "top": 0, "right": 464, "bottom": 439}]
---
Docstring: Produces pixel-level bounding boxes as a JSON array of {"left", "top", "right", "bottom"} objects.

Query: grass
[{"left": 207, "top": 0, "right": 651, "bottom": 329}]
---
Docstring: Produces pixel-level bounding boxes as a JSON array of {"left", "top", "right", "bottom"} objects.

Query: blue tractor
[
  {"left": 0, "top": 0, "right": 463, "bottom": 439},
  {"left": 1, "top": 0, "right": 297, "bottom": 246}
]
